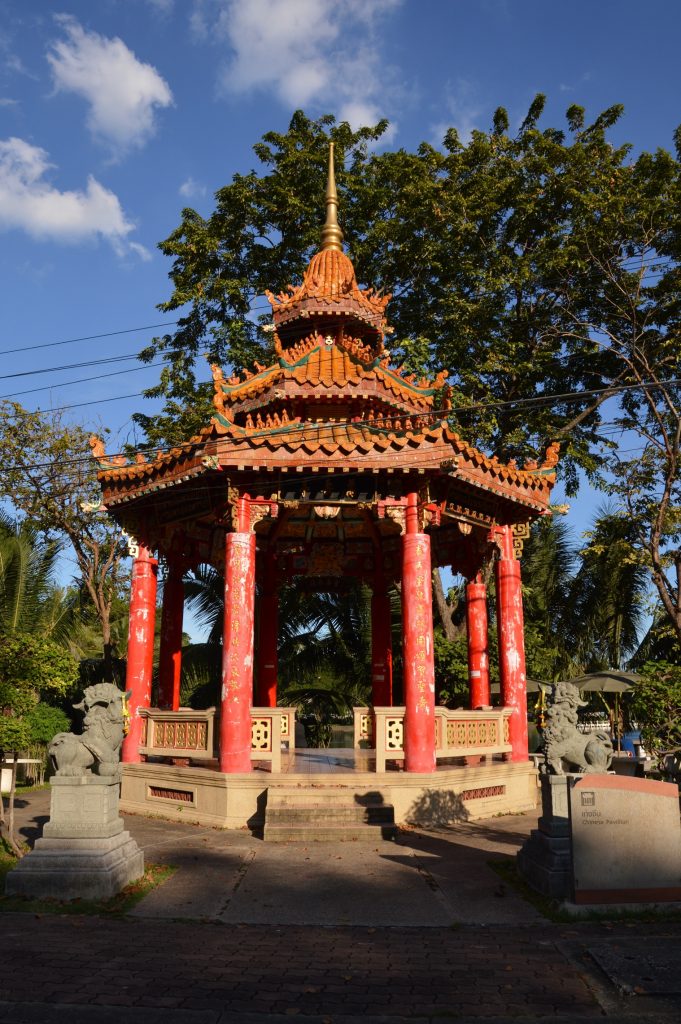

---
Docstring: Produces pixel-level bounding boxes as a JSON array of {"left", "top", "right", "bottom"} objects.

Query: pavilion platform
[{"left": 120, "top": 750, "right": 538, "bottom": 832}]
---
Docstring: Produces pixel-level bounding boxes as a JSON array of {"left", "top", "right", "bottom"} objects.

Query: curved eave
[
  {"left": 217, "top": 345, "right": 442, "bottom": 411},
  {"left": 95, "top": 418, "right": 556, "bottom": 514},
  {"left": 271, "top": 295, "right": 386, "bottom": 332}
]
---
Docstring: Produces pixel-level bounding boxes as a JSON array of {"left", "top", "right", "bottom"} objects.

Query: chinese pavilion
[{"left": 92, "top": 146, "right": 557, "bottom": 805}]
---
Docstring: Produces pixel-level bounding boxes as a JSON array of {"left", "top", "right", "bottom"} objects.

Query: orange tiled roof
[
  {"left": 266, "top": 248, "right": 390, "bottom": 334},
  {"left": 212, "top": 336, "right": 449, "bottom": 414},
  {"left": 93, "top": 418, "right": 559, "bottom": 514}
]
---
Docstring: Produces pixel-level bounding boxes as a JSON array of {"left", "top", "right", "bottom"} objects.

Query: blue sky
[{"left": 1, "top": 0, "right": 680, "bottom": 610}]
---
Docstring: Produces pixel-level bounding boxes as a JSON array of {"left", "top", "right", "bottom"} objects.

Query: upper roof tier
[
  {"left": 211, "top": 330, "right": 449, "bottom": 423},
  {"left": 266, "top": 247, "right": 390, "bottom": 340},
  {"left": 265, "top": 144, "right": 390, "bottom": 348}
]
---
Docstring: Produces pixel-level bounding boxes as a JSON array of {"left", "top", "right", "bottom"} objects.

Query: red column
[
  {"left": 495, "top": 525, "right": 529, "bottom": 761},
  {"left": 158, "top": 562, "right": 184, "bottom": 710},
  {"left": 402, "top": 493, "right": 436, "bottom": 773},
  {"left": 466, "top": 574, "right": 490, "bottom": 708},
  {"left": 219, "top": 499, "right": 256, "bottom": 773},
  {"left": 371, "top": 579, "right": 393, "bottom": 707},
  {"left": 257, "top": 552, "right": 278, "bottom": 707},
  {"left": 122, "top": 542, "right": 157, "bottom": 763}
]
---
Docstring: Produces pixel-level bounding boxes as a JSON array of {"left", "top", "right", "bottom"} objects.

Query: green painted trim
[{"left": 219, "top": 365, "right": 279, "bottom": 393}]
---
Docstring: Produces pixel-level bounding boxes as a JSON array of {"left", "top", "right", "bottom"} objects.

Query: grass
[
  {"left": 0, "top": 843, "right": 175, "bottom": 917},
  {"left": 489, "top": 856, "right": 681, "bottom": 923}
]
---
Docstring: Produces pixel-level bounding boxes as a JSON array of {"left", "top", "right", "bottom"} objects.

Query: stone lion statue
[
  {"left": 49, "top": 684, "right": 130, "bottom": 777},
  {"left": 542, "top": 681, "right": 613, "bottom": 775}
]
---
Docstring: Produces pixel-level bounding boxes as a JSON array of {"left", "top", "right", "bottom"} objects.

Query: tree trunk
[
  {"left": 431, "top": 569, "right": 463, "bottom": 642},
  {"left": 3, "top": 755, "right": 23, "bottom": 858}
]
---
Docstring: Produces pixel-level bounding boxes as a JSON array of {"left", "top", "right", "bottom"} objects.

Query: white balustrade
[{"left": 356, "top": 706, "right": 513, "bottom": 771}]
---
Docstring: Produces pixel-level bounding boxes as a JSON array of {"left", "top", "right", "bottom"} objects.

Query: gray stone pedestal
[
  {"left": 5, "top": 776, "right": 144, "bottom": 901},
  {"left": 517, "top": 773, "right": 580, "bottom": 899}
]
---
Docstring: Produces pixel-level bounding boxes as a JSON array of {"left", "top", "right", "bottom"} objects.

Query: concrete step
[
  {"left": 263, "top": 788, "right": 397, "bottom": 842},
  {"left": 263, "top": 822, "right": 397, "bottom": 843},
  {"left": 265, "top": 807, "right": 394, "bottom": 825},
  {"left": 266, "top": 788, "right": 386, "bottom": 806}
]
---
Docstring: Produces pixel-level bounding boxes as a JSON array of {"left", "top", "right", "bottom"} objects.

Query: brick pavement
[
  {"left": 1, "top": 914, "right": 681, "bottom": 1023},
  {"left": 3, "top": 789, "right": 681, "bottom": 1023},
  {"left": 0, "top": 916, "right": 598, "bottom": 1018}
]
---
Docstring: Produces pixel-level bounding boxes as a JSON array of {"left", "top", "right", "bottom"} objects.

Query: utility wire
[
  {"left": 6, "top": 376, "right": 681, "bottom": 474},
  {"left": 0, "top": 322, "right": 181, "bottom": 357},
  {"left": 0, "top": 361, "right": 167, "bottom": 401},
  {"left": 2, "top": 250, "right": 677, "bottom": 363}
]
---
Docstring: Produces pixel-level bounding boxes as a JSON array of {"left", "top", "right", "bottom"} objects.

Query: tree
[
  {"left": 0, "top": 403, "right": 129, "bottom": 680},
  {"left": 0, "top": 632, "right": 78, "bottom": 855},
  {"left": 520, "top": 509, "right": 648, "bottom": 679},
  {"left": 555, "top": 126, "right": 681, "bottom": 648},
  {"left": 135, "top": 104, "right": 634, "bottom": 483},
  {"left": 570, "top": 507, "right": 649, "bottom": 670},
  {"left": 0, "top": 514, "right": 75, "bottom": 642},
  {"left": 628, "top": 661, "right": 681, "bottom": 780}
]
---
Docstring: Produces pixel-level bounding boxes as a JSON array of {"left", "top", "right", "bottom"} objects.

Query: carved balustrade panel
[
  {"left": 139, "top": 708, "right": 215, "bottom": 759},
  {"left": 385, "top": 717, "right": 404, "bottom": 751},
  {"left": 370, "top": 705, "right": 513, "bottom": 772},
  {"left": 251, "top": 717, "right": 273, "bottom": 752}
]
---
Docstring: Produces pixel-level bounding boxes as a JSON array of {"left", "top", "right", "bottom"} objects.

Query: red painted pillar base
[
  {"left": 371, "top": 583, "right": 393, "bottom": 707},
  {"left": 158, "top": 563, "right": 184, "bottom": 710},
  {"left": 466, "top": 575, "right": 490, "bottom": 708},
  {"left": 257, "top": 581, "right": 278, "bottom": 708},
  {"left": 122, "top": 543, "right": 157, "bottom": 763},
  {"left": 220, "top": 531, "right": 256, "bottom": 773},
  {"left": 495, "top": 526, "right": 529, "bottom": 762},
  {"left": 402, "top": 494, "right": 436, "bottom": 773}
]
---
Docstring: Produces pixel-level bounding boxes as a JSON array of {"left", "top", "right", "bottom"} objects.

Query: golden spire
[{"left": 320, "top": 142, "right": 344, "bottom": 252}]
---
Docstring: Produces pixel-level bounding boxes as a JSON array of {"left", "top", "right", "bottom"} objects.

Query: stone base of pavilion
[{"left": 120, "top": 754, "right": 538, "bottom": 832}]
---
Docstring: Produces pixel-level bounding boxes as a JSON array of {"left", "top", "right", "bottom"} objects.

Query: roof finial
[{"left": 320, "top": 142, "right": 344, "bottom": 252}]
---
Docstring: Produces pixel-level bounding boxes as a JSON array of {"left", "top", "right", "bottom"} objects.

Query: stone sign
[{"left": 570, "top": 775, "right": 681, "bottom": 904}]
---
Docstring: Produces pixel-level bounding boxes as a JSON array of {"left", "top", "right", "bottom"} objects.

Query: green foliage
[
  {"left": 433, "top": 632, "right": 470, "bottom": 707},
  {"left": 520, "top": 510, "right": 649, "bottom": 679},
  {"left": 0, "top": 515, "right": 74, "bottom": 641},
  {"left": 628, "top": 661, "right": 681, "bottom": 777},
  {"left": 23, "top": 703, "right": 70, "bottom": 744},
  {"left": 135, "top": 103, "right": 637, "bottom": 475},
  {"left": 0, "top": 403, "right": 129, "bottom": 677},
  {"left": 0, "top": 632, "right": 78, "bottom": 752}
]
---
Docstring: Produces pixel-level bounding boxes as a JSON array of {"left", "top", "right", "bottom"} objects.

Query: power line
[
  {"left": 0, "top": 361, "right": 167, "bottom": 401},
  {"left": 0, "top": 322, "right": 181, "bottom": 357},
  {"left": 6, "top": 375, "right": 681, "bottom": 474}
]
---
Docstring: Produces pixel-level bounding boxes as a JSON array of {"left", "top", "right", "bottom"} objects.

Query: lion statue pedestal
[
  {"left": 517, "top": 682, "right": 615, "bottom": 900},
  {"left": 5, "top": 685, "right": 143, "bottom": 901}
]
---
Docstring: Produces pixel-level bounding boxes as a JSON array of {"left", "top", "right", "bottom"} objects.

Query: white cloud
[
  {"left": 179, "top": 176, "right": 207, "bottom": 199},
  {"left": 0, "top": 136, "right": 149, "bottom": 258},
  {"left": 431, "top": 79, "right": 483, "bottom": 146},
  {"left": 3, "top": 52, "right": 38, "bottom": 80},
  {"left": 47, "top": 16, "right": 173, "bottom": 152},
  {"left": 146, "top": 0, "right": 175, "bottom": 13},
  {"left": 193, "top": 0, "right": 404, "bottom": 132}
]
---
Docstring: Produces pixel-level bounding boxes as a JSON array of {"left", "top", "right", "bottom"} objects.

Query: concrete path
[{"left": 3, "top": 787, "right": 681, "bottom": 1024}]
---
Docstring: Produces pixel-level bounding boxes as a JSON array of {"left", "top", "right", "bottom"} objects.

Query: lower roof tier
[{"left": 95, "top": 416, "right": 558, "bottom": 516}]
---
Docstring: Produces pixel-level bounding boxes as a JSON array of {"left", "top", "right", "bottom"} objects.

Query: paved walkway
[{"left": 2, "top": 788, "right": 680, "bottom": 1023}]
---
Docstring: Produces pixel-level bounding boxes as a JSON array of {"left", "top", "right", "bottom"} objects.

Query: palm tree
[
  {"left": 0, "top": 514, "right": 75, "bottom": 642},
  {"left": 521, "top": 506, "right": 649, "bottom": 682},
  {"left": 182, "top": 566, "right": 373, "bottom": 743},
  {"left": 521, "top": 514, "right": 581, "bottom": 680},
  {"left": 570, "top": 506, "right": 649, "bottom": 670}
]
